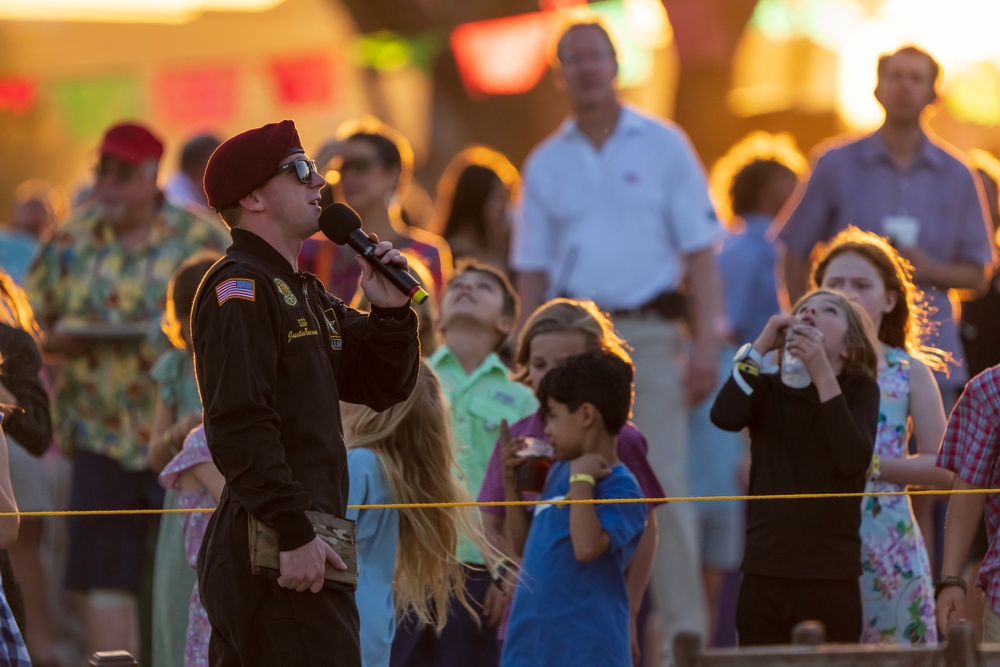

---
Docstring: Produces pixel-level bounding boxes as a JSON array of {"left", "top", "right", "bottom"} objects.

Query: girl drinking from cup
[{"left": 711, "top": 289, "right": 880, "bottom": 645}]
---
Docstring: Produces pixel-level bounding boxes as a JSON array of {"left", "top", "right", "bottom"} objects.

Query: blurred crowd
[{"left": 1, "top": 12, "right": 1000, "bottom": 667}]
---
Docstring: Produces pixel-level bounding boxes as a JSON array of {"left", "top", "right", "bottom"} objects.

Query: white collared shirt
[{"left": 511, "top": 105, "right": 723, "bottom": 309}]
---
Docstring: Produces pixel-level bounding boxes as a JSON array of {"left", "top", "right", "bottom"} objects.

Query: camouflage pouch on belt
[{"left": 248, "top": 511, "right": 359, "bottom": 591}]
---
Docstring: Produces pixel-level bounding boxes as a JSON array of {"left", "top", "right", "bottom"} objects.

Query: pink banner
[
  {"left": 450, "top": 11, "right": 559, "bottom": 98},
  {"left": 267, "top": 53, "right": 336, "bottom": 106},
  {"left": 151, "top": 66, "right": 238, "bottom": 128},
  {"left": 0, "top": 77, "right": 37, "bottom": 115}
]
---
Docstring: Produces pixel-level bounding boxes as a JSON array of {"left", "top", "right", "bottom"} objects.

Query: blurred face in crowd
[
  {"left": 758, "top": 169, "right": 799, "bottom": 218},
  {"left": 557, "top": 25, "right": 619, "bottom": 113},
  {"left": 875, "top": 50, "right": 937, "bottom": 124},
  {"left": 11, "top": 199, "right": 55, "bottom": 239},
  {"left": 482, "top": 177, "right": 510, "bottom": 235},
  {"left": 527, "top": 329, "right": 589, "bottom": 393},
  {"left": 819, "top": 251, "right": 897, "bottom": 331},
  {"left": 336, "top": 137, "right": 400, "bottom": 214},
  {"left": 93, "top": 155, "right": 160, "bottom": 230}
]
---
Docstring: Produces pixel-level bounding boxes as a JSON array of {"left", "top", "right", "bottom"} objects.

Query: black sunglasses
[{"left": 272, "top": 158, "right": 318, "bottom": 184}]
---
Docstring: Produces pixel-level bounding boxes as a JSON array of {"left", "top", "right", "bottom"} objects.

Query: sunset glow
[{"left": 0, "top": 0, "right": 285, "bottom": 24}]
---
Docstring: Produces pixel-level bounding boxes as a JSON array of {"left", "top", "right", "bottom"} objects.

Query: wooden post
[
  {"left": 945, "top": 621, "right": 977, "bottom": 667},
  {"left": 674, "top": 630, "right": 704, "bottom": 667}
]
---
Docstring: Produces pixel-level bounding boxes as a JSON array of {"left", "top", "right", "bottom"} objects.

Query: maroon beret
[
  {"left": 204, "top": 119, "right": 303, "bottom": 211},
  {"left": 100, "top": 122, "right": 164, "bottom": 165}
]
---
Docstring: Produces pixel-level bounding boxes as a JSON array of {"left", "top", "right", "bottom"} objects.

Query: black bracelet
[{"left": 934, "top": 575, "right": 968, "bottom": 600}]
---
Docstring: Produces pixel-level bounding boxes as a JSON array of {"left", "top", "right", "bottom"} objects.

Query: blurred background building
[{"left": 0, "top": 0, "right": 998, "bottom": 218}]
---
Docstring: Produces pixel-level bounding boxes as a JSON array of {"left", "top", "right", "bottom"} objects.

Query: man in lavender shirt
[{"left": 773, "top": 45, "right": 994, "bottom": 400}]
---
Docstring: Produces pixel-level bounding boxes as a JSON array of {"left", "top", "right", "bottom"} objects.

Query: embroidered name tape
[{"left": 217, "top": 278, "right": 255, "bottom": 306}]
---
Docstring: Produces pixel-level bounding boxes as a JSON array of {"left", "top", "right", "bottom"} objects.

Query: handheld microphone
[{"left": 319, "top": 203, "right": 429, "bottom": 305}]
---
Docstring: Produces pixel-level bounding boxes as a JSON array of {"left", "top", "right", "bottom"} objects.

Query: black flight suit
[{"left": 192, "top": 228, "right": 419, "bottom": 666}]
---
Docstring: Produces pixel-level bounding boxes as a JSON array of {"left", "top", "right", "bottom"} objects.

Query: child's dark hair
[
  {"left": 730, "top": 159, "right": 796, "bottom": 218},
  {"left": 537, "top": 351, "right": 634, "bottom": 435},
  {"left": 451, "top": 259, "right": 519, "bottom": 323},
  {"left": 163, "top": 251, "right": 222, "bottom": 350}
]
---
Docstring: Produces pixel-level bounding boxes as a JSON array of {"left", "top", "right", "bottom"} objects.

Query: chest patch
[
  {"left": 324, "top": 308, "right": 343, "bottom": 351},
  {"left": 274, "top": 278, "right": 298, "bottom": 306}
]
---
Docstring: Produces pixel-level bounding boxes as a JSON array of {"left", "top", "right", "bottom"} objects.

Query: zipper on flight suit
[{"left": 300, "top": 275, "right": 335, "bottom": 350}]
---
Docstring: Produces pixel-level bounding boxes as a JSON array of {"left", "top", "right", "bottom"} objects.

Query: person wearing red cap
[
  {"left": 25, "top": 120, "right": 229, "bottom": 658},
  {"left": 191, "top": 120, "right": 419, "bottom": 666}
]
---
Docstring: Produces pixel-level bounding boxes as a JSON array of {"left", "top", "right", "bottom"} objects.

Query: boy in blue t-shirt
[{"left": 501, "top": 351, "right": 647, "bottom": 667}]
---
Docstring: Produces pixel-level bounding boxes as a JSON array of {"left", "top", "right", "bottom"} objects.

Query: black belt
[{"left": 607, "top": 291, "right": 688, "bottom": 321}]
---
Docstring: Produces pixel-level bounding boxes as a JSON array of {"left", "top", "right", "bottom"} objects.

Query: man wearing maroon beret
[
  {"left": 26, "top": 121, "right": 229, "bottom": 657},
  {"left": 191, "top": 120, "right": 419, "bottom": 666}
]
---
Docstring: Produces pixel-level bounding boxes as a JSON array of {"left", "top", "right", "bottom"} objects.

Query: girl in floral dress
[
  {"left": 813, "top": 227, "right": 954, "bottom": 644},
  {"left": 159, "top": 425, "right": 219, "bottom": 667}
]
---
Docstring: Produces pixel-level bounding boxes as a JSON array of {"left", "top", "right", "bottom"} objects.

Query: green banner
[{"left": 50, "top": 74, "right": 142, "bottom": 140}]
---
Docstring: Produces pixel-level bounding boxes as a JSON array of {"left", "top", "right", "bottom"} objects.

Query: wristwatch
[
  {"left": 492, "top": 557, "right": 512, "bottom": 590},
  {"left": 733, "top": 343, "right": 764, "bottom": 367}
]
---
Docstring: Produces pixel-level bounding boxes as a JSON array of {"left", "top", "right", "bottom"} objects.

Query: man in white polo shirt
[{"left": 510, "top": 14, "right": 725, "bottom": 663}]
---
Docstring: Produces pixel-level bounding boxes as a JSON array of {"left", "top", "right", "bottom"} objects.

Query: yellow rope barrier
[{"left": 1, "top": 486, "right": 996, "bottom": 517}]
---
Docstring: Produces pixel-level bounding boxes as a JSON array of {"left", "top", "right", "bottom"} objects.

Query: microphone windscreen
[{"left": 319, "top": 203, "right": 363, "bottom": 245}]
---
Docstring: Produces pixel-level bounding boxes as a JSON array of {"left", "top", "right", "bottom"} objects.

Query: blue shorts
[
  {"left": 693, "top": 501, "right": 744, "bottom": 571},
  {"left": 65, "top": 448, "right": 164, "bottom": 593}
]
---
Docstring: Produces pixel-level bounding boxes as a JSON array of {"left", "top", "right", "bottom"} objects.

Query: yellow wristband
[
  {"left": 569, "top": 473, "right": 596, "bottom": 486},
  {"left": 870, "top": 453, "right": 881, "bottom": 480}
]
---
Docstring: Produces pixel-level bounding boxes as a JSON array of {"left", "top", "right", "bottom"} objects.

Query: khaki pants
[{"left": 615, "top": 315, "right": 707, "bottom": 664}]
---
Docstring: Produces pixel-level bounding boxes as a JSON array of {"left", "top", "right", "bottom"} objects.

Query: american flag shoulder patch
[{"left": 216, "top": 278, "right": 256, "bottom": 306}]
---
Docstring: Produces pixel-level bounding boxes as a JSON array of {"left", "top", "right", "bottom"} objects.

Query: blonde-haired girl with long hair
[{"left": 344, "top": 358, "right": 489, "bottom": 667}]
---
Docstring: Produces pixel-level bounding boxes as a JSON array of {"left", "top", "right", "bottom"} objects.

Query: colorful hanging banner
[
  {"left": 357, "top": 31, "right": 414, "bottom": 72},
  {"left": 0, "top": 77, "right": 37, "bottom": 115},
  {"left": 50, "top": 74, "right": 142, "bottom": 140},
  {"left": 151, "top": 65, "right": 238, "bottom": 128},
  {"left": 267, "top": 53, "right": 335, "bottom": 106},
  {"left": 450, "top": 0, "right": 657, "bottom": 98},
  {"left": 450, "top": 11, "right": 559, "bottom": 97},
  {"left": 539, "top": 0, "right": 588, "bottom": 10},
  {"left": 356, "top": 30, "right": 445, "bottom": 73}
]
